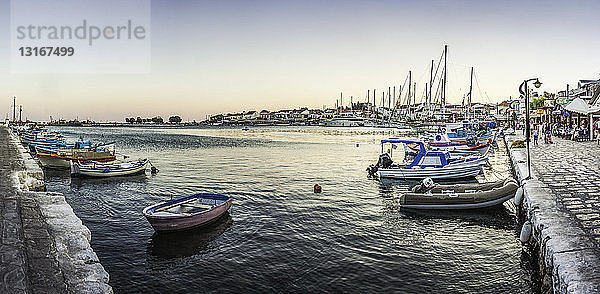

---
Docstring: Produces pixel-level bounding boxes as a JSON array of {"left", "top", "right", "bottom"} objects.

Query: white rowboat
[{"left": 71, "top": 159, "right": 149, "bottom": 177}]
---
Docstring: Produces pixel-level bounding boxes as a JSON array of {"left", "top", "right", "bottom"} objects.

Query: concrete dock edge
[
  {"left": 6, "top": 127, "right": 113, "bottom": 294},
  {"left": 505, "top": 134, "right": 600, "bottom": 293}
]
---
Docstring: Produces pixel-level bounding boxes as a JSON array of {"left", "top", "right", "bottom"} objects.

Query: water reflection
[
  {"left": 386, "top": 204, "right": 516, "bottom": 231},
  {"left": 43, "top": 168, "right": 70, "bottom": 179},
  {"left": 69, "top": 173, "right": 149, "bottom": 188},
  {"left": 42, "top": 126, "right": 536, "bottom": 293},
  {"left": 147, "top": 213, "right": 233, "bottom": 259}
]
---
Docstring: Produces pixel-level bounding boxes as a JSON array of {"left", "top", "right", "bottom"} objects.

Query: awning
[{"left": 564, "top": 98, "right": 600, "bottom": 115}]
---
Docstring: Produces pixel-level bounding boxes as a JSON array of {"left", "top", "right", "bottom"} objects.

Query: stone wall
[
  {"left": 505, "top": 134, "right": 600, "bottom": 293},
  {"left": 6, "top": 127, "right": 113, "bottom": 293}
]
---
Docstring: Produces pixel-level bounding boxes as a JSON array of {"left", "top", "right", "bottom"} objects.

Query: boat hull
[
  {"left": 399, "top": 193, "right": 514, "bottom": 209},
  {"left": 143, "top": 194, "right": 233, "bottom": 232},
  {"left": 377, "top": 158, "right": 487, "bottom": 180},
  {"left": 37, "top": 152, "right": 116, "bottom": 169},
  {"left": 397, "top": 178, "right": 518, "bottom": 209},
  {"left": 322, "top": 119, "right": 364, "bottom": 127},
  {"left": 145, "top": 200, "right": 232, "bottom": 232},
  {"left": 71, "top": 160, "right": 148, "bottom": 177},
  {"left": 37, "top": 156, "right": 71, "bottom": 168}
]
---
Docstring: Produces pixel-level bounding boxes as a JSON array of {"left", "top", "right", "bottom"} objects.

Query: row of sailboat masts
[
  {"left": 334, "top": 45, "right": 457, "bottom": 120},
  {"left": 333, "top": 45, "right": 485, "bottom": 122}
]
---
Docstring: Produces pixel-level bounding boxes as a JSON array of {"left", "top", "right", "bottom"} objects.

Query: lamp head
[{"left": 533, "top": 79, "right": 542, "bottom": 88}]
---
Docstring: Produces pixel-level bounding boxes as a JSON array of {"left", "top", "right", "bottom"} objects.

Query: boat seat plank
[
  {"left": 155, "top": 198, "right": 196, "bottom": 212},
  {"left": 181, "top": 203, "right": 211, "bottom": 209}
]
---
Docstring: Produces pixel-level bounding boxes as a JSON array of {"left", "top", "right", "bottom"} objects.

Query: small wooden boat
[
  {"left": 395, "top": 177, "right": 518, "bottom": 209},
  {"left": 71, "top": 159, "right": 149, "bottom": 177},
  {"left": 36, "top": 143, "right": 116, "bottom": 168},
  {"left": 143, "top": 193, "right": 233, "bottom": 232}
]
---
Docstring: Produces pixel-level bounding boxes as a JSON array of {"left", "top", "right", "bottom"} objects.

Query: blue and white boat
[
  {"left": 28, "top": 139, "right": 97, "bottom": 154},
  {"left": 71, "top": 158, "right": 149, "bottom": 177},
  {"left": 367, "top": 138, "right": 488, "bottom": 180}
]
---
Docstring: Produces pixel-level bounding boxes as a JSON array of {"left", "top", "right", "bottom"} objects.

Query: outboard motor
[
  {"left": 413, "top": 177, "right": 436, "bottom": 193},
  {"left": 366, "top": 153, "right": 394, "bottom": 177},
  {"left": 366, "top": 164, "right": 378, "bottom": 176},
  {"left": 378, "top": 153, "right": 393, "bottom": 169}
]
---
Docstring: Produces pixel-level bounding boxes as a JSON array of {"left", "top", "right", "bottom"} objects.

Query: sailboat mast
[
  {"left": 373, "top": 89, "right": 376, "bottom": 117},
  {"left": 425, "top": 82, "right": 428, "bottom": 117},
  {"left": 429, "top": 60, "right": 434, "bottom": 115},
  {"left": 393, "top": 86, "right": 396, "bottom": 109},
  {"left": 408, "top": 71, "right": 412, "bottom": 109},
  {"left": 381, "top": 92, "right": 384, "bottom": 121},
  {"left": 367, "top": 89, "right": 370, "bottom": 111},
  {"left": 469, "top": 66, "right": 473, "bottom": 119},
  {"left": 412, "top": 82, "right": 416, "bottom": 117},
  {"left": 13, "top": 96, "right": 16, "bottom": 122},
  {"left": 388, "top": 87, "right": 392, "bottom": 109},
  {"left": 443, "top": 45, "right": 447, "bottom": 112}
]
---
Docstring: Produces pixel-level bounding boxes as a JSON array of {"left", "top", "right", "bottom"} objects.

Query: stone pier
[
  {"left": 0, "top": 125, "right": 112, "bottom": 293},
  {"left": 506, "top": 134, "right": 600, "bottom": 293}
]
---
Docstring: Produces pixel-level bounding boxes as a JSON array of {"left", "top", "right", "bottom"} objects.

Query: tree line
[{"left": 125, "top": 116, "right": 182, "bottom": 124}]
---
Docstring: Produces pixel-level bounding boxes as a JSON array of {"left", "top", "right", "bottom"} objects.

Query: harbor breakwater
[
  {"left": 505, "top": 134, "right": 600, "bottom": 293},
  {"left": 0, "top": 125, "right": 112, "bottom": 293}
]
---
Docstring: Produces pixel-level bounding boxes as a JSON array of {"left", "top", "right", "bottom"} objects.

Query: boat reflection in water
[{"left": 147, "top": 212, "right": 233, "bottom": 259}]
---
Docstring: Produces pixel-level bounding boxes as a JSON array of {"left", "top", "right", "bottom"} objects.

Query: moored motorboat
[
  {"left": 394, "top": 177, "right": 518, "bottom": 209},
  {"left": 71, "top": 158, "right": 149, "bottom": 177},
  {"left": 143, "top": 193, "right": 233, "bottom": 232},
  {"left": 367, "top": 138, "right": 488, "bottom": 180}
]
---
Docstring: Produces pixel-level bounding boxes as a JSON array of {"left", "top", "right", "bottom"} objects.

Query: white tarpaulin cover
[{"left": 564, "top": 98, "right": 600, "bottom": 115}]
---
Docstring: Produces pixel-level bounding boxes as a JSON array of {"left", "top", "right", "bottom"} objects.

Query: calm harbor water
[{"left": 45, "top": 126, "right": 538, "bottom": 293}]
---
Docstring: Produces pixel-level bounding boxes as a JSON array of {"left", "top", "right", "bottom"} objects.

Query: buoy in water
[
  {"left": 314, "top": 184, "right": 322, "bottom": 193},
  {"left": 514, "top": 187, "right": 524, "bottom": 206},
  {"left": 520, "top": 220, "right": 532, "bottom": 243},
  {"left": 151, "top": 166, "right": 159, "bottom": 174}
]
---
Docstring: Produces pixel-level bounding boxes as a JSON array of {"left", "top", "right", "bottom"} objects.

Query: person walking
[
  {"left": 546, "top": 129, "right": 552, "bottom": 144},
  {"left": 595, "top": 120, "right": 600, "bottom": 145},
  {"left": 534, "top": 128, "right": 539, "bottom": 145}
]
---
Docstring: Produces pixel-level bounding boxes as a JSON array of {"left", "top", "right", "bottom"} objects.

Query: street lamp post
[{"left": 519, "top": 78, "right": 542, "bottom": 180}]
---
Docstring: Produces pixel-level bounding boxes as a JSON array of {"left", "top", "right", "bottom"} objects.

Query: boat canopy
[{"left": 381, "top": 138, "right": 426, "bottom": 153}]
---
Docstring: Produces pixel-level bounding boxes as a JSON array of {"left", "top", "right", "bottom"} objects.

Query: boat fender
[
  {"left": 314, "top": 184, "right": 322, "bottom": 193},
  {"left": 520, "top": 220, "right": 532, "bottom": 243},
  {"left": 514, "top": 187, "right": 524, "bottom": 206}
]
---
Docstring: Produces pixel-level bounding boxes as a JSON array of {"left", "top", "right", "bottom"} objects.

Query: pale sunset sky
[{"left": 0, "top": 0, "right": 599, "bottom": 121}]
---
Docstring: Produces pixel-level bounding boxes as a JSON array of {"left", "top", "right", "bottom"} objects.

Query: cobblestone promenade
[
  {"left": 531, "top": 138, "right": 600, "bottom": 246},
  {"left": 0, "top": 126, "right": 68, "bottom": 293}
]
